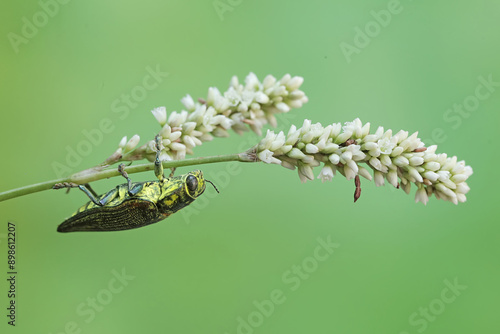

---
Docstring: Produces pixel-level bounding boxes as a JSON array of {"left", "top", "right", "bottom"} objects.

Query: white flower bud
[
  {"left": 347, "top": 160, "right": 358, "bottom": 174},
  {"left": 401, "top": 181, "right": 411, "bottom": 194},
  {"left": 341, "top": 151, "right": 352, "bottom": 162},
  {"left": 160, "top": 124, "right": 172, "bottom": 138},
  {"left": 393, "top": 156, "right": 409, "bottom": 167},
  {"left": 361, "top": 122, "right": 371, "bottom": 137},
  {"left": 169, "top": 131, "right": 182, "bottom": 142},
  {"left": 281, "top": 160, "right": 296, "bottom": 170},
  {"left": 451, "top": 174, "right": 467, "bottom": 183},
  {"left": 118, "top": 136, "right": 127, "bottom": 149},
  {"left": 305, "top": 143, "right": 319, "bottom": 154},
  {"left": 329, "top": 154, "right": 340, "bottom": 165},
  {"left": 262, "top": 75, "right": 276, "bottom": 89},
  {"left": 334, "top": 131, "right": 352, "bottom": 144},
  {"left": 363, "top": 142, "right": 378, "bottom": 151},
  {"left": 212, "top": 128, "right": 230, "bottom": 137},
  {"left": 151, "top": 107, "right": 167, "bottom": 126},
  {"left": 423, "top": 171, "right": 439, "bottom": 182},
  {"left": 380, "top": 154, "right": 392, "bottom": 167},
  {"left": 170, "top": 142, "right": 186, "bottom": 152},
  {"left": 344, "top": 165, "right": 356, "bottom": 180},
  {"left": 363, "top": 134, "right": 379, "bottom": 142},
  {"left": 286, "top": 76, "right": 304, "bottom": 90},
  {"left": 409, "top": 156, "right": 424, "bottom": 166},
  {"left": 322, "top": 143, "right": 339, "bottom": 154},
  {"left": 456, "top": 193, "right": 467, "bottom": 203},
  {"left": 181, "top": 95, "right": 195, "bottom": 111},
  {"left": 390, "top": 146, "right": 404, "bottom": 157},
  {"left": 423, "top": 162, "right": 441, "bottom": 171},
  {"left": 124, "top": 135, "right": 140, "bottom": 152},
  {"left": 369, "top": 157, "right": 383, "bottom": 171},
  {"left": 407, "top": 166, "right": 423, "bottom": 183},
  {"left": 374, "top": 171, "right": 385, "bottom": 186},
  {"left": 288, "top": 148, "right": 306, "bottom": 160},
  {"left": 183, "top": 135, "right": 196, "bottom": 148},
  {"left": 435, "top": 183, "right": 457, "bottom": 199},
  {"left": 387, "top": 170, "right": 398, "bottom": 187},
  {"left": 298, "top": 162, "right": 314, "bottom": 182},
  {"left": 357, "top": 166, "right": 372, "bottom": 181}
]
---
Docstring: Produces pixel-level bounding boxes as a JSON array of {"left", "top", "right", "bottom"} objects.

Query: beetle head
[{"left": 183, "top": 170, "right": 206, "bottom": 199}]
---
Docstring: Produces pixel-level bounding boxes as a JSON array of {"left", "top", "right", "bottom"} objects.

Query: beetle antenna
[{"left": 206, "top": 180, "right": 219, "bottom": 193}]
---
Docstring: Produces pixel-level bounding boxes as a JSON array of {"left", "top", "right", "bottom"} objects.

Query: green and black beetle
[{"left": 54, "top": 136, "right": 218, "bottom": 233}]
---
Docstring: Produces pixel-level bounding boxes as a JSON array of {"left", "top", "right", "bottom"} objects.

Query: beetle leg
[
  {"left": 84, "top": 183, "right": 99, "bottom": 198},
  {"left": 97, "top": 189, "right": 116, "bottom": 206},
  {"left": 154, "top": 135, "right": 165, "bottom": 183},
  {"left": 54, "top": 182, "right": 104, "bottom": 206},
  {"left": 78, "top": 185, "right": 105, "bottom": 206},
  {"left": 168, "top": 167, "right": 176, "bottom": 178},
  {"left": 118, "top": 163, "right": 143, "bottom": 196}
]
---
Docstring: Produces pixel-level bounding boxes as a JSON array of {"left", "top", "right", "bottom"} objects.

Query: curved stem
[{"left": 0, "top": 151, "right": 256, "bottom": 203}]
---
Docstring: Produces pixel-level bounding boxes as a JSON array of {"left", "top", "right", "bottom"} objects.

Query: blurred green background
[{"left": 1, "top": 0, "right": 499, "bottom": 333}]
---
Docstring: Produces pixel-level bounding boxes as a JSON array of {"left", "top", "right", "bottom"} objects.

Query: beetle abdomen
[{"left": 57, "top": 199, "right": 166, "bottom": 232}]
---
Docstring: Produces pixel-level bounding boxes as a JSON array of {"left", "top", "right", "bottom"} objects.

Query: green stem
[{"left": 0, "top": 151, "right": 256, "bottom": 203}]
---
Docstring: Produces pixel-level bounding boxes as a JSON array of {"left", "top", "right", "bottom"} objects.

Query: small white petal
[
  {"left": 258, "top": 149, "right": 275, "bottom": 164},
  {"left": 317, "top": 164, "right": 335, "bottom": 182},
  {"left": 415, "top": 186, "right": 429, "bottom": 205}
]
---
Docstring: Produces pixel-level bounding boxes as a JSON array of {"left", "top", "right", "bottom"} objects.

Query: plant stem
[{"left": 0, "top": 151, "right": 256, "bottom": 203}]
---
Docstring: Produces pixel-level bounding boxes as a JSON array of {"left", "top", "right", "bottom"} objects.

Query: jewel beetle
[{"left": 54, "top": 136, "right": 218, "bottom": 233}]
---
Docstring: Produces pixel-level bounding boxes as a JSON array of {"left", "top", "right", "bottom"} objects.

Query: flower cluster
[
  {"left": 256, "top": 118, "right": 473, "bottom": 204},
  {"left": 115, "top": 72, "right": 308, "bottom": 162}
]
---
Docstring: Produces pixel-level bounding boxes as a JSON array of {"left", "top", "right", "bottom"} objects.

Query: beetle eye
[{"left": 186, "top": 175, "right": 198, "bottom": 194}]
